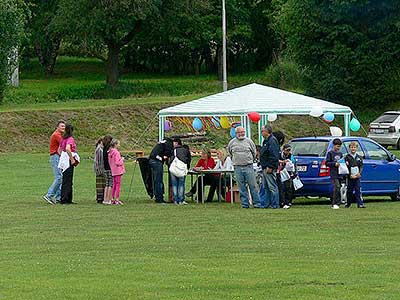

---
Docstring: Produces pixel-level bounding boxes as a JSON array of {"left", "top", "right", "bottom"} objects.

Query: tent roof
[{"left": 158, "top": 83, "right": 352, "bottom": 116}]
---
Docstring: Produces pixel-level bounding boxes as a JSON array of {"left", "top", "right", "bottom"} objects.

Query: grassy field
[{"left": 1, "top": 151, "right": 399, "bottom": 300}]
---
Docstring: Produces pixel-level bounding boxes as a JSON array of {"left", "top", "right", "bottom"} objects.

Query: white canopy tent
[{"left": 158, "top": 83, "right": 353, "bottom": 143}]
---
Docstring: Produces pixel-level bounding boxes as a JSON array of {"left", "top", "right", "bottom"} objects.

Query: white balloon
[
  {"left": 330, "top": 126, "right": 343, "bottom": 137},
  {"left": 267, "top": 113, "right": 278, "bottom": 122},
  {"left": 309, "top": 107, "right": 324, "bottom": 117}
]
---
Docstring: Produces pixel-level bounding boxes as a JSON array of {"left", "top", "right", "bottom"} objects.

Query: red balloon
[{"left": 248, "top": 112, "right": 260, "bottom": 122}]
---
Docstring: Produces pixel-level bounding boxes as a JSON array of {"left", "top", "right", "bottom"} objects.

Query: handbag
[
  {"left": 169, "top": 149, "right": 188, "bottom": 177},
  {"left": 293, "top": 176, "right": 303, "bottom": 190}
]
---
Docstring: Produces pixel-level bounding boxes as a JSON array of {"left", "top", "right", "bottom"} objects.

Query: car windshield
[
  {"left": 374, "top": 113, "right": 399, "bottom": 123},
  {"left": 290, "top": 141, "right": 329, "bottom": 157}
]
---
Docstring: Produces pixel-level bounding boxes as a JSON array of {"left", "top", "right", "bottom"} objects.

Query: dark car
[{"left": 289, "top": 137, "right": 400, "bottom": 200}]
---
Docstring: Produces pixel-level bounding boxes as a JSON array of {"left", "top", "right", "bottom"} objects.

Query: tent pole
[
  {"left": 159, "top": 116, "right": 165, "bottom": 141},
  {"left": 344, "top": 113, "right": 351, "bottom": 136}
]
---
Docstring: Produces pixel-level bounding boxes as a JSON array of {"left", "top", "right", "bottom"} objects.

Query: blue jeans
[
  {"left": 149, "top": 158, "right": 165, "bottom": 202},
  {"left": 234, "top": 165, "right": 261, "bottom": 208},
  {"left": 47, "top": 154, "right": 62, "bottom": 201},
  {"left": 170, "top": 174, "right": 186, "bottom": 203},
  {"left": 262, "top": 169, "right": 279, "bottom": 208}
]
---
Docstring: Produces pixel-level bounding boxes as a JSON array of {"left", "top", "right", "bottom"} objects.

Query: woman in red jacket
[{"left": 185, "top": 149, "right": 219, "bottom": 202}]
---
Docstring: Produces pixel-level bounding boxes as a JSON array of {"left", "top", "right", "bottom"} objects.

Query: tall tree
[
  {"left": 57, "top": 0, "right": 157, "bottom": 87},
  {"left": 0, "top": 0, "right": 27, "bottom": 102},
  {"left": 273, "top": 0, "right": 400, "bottom": 108},
  {"left": 25, "top": 0, "right": 62, "bottom": 76}
]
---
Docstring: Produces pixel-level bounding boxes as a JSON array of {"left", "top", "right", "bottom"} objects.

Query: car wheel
[
  {"left": 397, "top": 139, "right": 400, "bottom": 150},
  {"left": 391, "top": 193, "right": 400, "bottom": 201}
]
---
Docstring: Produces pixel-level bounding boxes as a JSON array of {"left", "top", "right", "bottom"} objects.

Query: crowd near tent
[{"left": 158, "top": 83, "right": 354, "bottom": 143}]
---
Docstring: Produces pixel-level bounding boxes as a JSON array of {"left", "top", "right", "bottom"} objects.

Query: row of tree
[{"left": 1, "top": 0, "right": 399, "bottom": 108}]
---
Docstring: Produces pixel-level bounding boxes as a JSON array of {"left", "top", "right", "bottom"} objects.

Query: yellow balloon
[{"left": 220, "top": 117, "right": 230, "bottom": 129}]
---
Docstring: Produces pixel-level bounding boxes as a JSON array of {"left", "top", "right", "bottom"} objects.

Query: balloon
[
  {"left": 164, "top": 120, "right": 171, "bottom": 131},
  {"left": 192, "top": 117, "right": 203, "bottom": 131},
  {"left": 323, "top": 112, "right": 335, "bottom": 123},
  {"left": 220, "top": 117, "right": 230, "bottom": 129},
  {"left": 248, "top": 112, "right": 260, "bottom": 122},
  {"left": 267, "top": 113, "right": 278, "bottom": 122},
  {"left": 349, "top": 118, "right": 361, "bottom": 132},
  {"left": 230, "top": 127, "right": 236, "bottom": 138},
  {"left": 330, "top": 126, "right": 343, "bottom": 137},
  {"left": 212, "top": 116, "right": 220, "bottom": 128},
  {"left": 309, "top": 107, "right": 323, "bottom": 117}
]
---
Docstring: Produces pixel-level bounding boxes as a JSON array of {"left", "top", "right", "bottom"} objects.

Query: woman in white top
[
  {"left": 214, "top": 148, "right": 234, "bottom": 199},
  {"left": 214, "top": 148, "right": 234, "bottom": 171}
]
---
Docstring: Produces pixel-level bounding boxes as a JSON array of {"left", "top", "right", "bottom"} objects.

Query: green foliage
[
  {"left": 265, "top": 58, "right": 309, "bottom": 92},
  {"left": 274, "top": 0, "right": 400, "bottom": 108},
  {"left": 0, "top": 0, "right": 27, "bottom": 102}
]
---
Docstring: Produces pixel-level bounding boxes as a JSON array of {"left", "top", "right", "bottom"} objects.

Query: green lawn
[{"left": 1, "top": 152, "right": 399, "bottom": 299}]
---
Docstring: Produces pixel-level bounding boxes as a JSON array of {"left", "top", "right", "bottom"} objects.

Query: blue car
[{"left": 289, "top": 137, "right": 400, "bottom": 200}]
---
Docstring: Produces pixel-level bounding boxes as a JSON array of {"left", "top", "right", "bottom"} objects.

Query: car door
[{"left": 359, "top": 139, "right": 399, "bottom": 194}]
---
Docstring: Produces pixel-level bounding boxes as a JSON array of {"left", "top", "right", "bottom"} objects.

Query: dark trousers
[
  {"left": 61, "top": 165, "right": 74, "bottom": 203},
  {"left": 149, "top": 158, "right": 165, "bottom": 202},
  {"left": 346, "top": 178, "right": 363, "bottom": 207},
  {"left": 96, "top": 175, "right": 105, "bottom": 202},
  {"left": 331, "top": 178, "right": 341, "bottom": 206},
  {"left": 277, "top": 175, "right": 293, "bottom": 206},
  {"left": 190, "top": 174, "right": 218, "bottom": 202}
]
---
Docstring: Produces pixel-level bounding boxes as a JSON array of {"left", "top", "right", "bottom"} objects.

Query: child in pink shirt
[{"left": 108, "top": 139, "right": 126, "bottom": 205}]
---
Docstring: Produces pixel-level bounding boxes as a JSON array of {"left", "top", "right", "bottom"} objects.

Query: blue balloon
[
  {"left": 192, "top": 118, "right": 203, "bottom": 131},
  {"left": 323, "top": 112, "right": 335, "bottom": 122},
  {"left": 349, "top": 118, "right": 361, "bottom": 132},
  {"left": 230, "top": 127, "right": 236, "bottom": 138}
]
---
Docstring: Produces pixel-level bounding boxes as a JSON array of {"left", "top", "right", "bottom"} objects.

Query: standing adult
[
  {"left": 43, "top": 120, "right": 65, "bottom": 204},
  {"left": 260, "top": 125, "right": 280, "bottom": 208},
  {"left": 169, "top": 138, "right": 191, "bottom": 205},
  {"left": 59, "top": 124, "right": 79, "bottom": 204},
  {"left": 149, "top": 138, "right": 173, "bottom": 203},
  {"left": 227, "top": 126, "right": 261, "bottom": 208}
]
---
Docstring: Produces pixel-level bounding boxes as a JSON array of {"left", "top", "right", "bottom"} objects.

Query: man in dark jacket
[
  {"left": 149, "top": 138, "right": 173, "bottom": 203},
  {"left": 260, "top": 125, "right": 280, "bottom": 208}
]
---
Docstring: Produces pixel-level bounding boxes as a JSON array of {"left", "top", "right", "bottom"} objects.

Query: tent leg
[
  {"left": 344, "top": 113, "right": 351, "bottom": 136},
  {"left": 159, "top": 116, "right": 165, "bottom": 141}
]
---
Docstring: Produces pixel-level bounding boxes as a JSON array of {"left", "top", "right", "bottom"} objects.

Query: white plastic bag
[
  {"left": 280, "top": 168, "right": 290, "bottom": 182},
  {"left": 338, "top": 162, "right": 349, "bottom": 175},
  {"left": 293, "top": 176, "right": 303, "bottom": 190}
]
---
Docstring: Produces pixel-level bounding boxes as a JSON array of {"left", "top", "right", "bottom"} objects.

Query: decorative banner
[
  {"left": 323, "top": 112, "right": 335, "bottom": 123},
  {"left": 164, "top": 120, "right": 171, "bottom": 131},
  {"left": 267, "top": 113, "right": 278, "bottom": 122},
  {"left": 220, "top": 116, "right": 230, "bottom": 129},
  {"left": 192, "top": 117, "right": 203, "bottom": 131},
  {"left": 330, "top": 126, "right": 343, "bottom": 137},
  {"left": 248, "top": 111, "right": 260, "bottom": 122},
  {"left": 230, "top": 127, "right": 236, "bottom": 138},
  {"left": 212, "top": 116, "right": 221, "bottom": 128},
  {"left": 309, "top": 107, "right": 323, "bottom": 117},
  {"left": 349, "top": 118, "right": 361, "bottom": 132},
  {"left": 232, "top": 121, "right": 241, "bottom": 128}
]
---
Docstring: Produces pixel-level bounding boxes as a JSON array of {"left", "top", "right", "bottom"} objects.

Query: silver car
[{"left": 368, "top": 111, "right": 400, "bottom": 149}]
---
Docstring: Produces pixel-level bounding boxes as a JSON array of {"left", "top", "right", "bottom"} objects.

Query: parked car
[
  {"left": 368, "top": 111, "right": 400, "bottom": 149},
  {"left": 289, "top": 137, "right": 400, "bottom": 201}
]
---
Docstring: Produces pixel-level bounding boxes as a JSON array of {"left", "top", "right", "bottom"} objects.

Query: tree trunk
[
  {"left": 35, "top": 38, "right": 61, "bottom": 76},
  {"left": 106, "top": 43, "right": 120, "bottom": 87}
]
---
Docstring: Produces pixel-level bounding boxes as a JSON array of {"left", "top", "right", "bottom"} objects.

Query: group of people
[
  {"left": 43, "top": 120, "right": 365, "bottom": 209},
  {"left": 43, "top": 120, "right": 79, "bottom": 205},
  {"left": 43, "top": 121, "right": 126, "bottom": 206}
]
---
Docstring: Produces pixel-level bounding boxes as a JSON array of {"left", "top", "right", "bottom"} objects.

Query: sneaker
[
  {"left": 358, "top": 205, "right": 366, "bottom": 208},
  {"left": 181, "top": 201, "right": 188, "bottom": 205},
  {"left": 283, "top": 205, "right": 290, "bottom": 209},
  {"left": 43, "top": 195, "right": 55, "bottom": 205},
  {"left": 332, "top": 204, "right": 340, "bottom": 209},
  {"left": 103, "top": 201, "right": 112, "bottom": 205},
  {"left": 116, "top": 200, "right": 124, "bottom": 205},
  {"left": 174, "top": 201, "right": 179, "bottom": 205}
]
